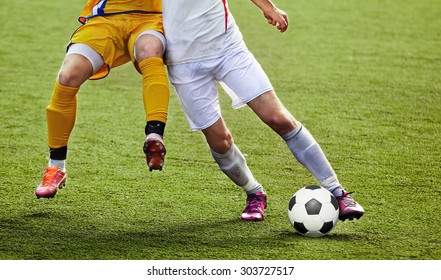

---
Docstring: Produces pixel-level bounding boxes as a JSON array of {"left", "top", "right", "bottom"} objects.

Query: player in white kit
[{"left": 162, "top": 0, "right": 364, "bottom": 221}]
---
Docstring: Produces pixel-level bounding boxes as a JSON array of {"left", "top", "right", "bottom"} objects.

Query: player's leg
[
  {"left": 219, "top": 50, "right": 364, "bottom": 220},
  {"left": 202, "top": 118, "right": 267, "bottom": 221},
  {"left": 133, "top": 32, "right": 169, "bottom": 171},
  {"left": 247, "top": 90, "right": 364, "bottom": 220},
  {"left": 36, "top": 44, "right": 103, "bottom": 198},
  {"left": 167, "top": 60, "right": 266, "bottom": 220},
  {"left": 247, "top": 90, "right": 341, "bottom": 190},
  {"left": 203, "top": 118, "right": 262, "bottom": 194}
]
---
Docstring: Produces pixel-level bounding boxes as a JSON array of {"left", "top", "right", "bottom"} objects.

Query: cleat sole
[
  {"left": 143, "top": 138, "right": 166, "bottom": 171},
  {"left": 339, "top": 213, "right": 364, "bottom": 221}
]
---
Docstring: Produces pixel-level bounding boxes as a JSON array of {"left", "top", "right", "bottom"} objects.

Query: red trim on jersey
[{"left": 222, "top": 0, "right": 228, "bottom": 32}]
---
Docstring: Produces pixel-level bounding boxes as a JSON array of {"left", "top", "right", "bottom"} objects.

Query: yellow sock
[
  {"left": 139, "top": 57, "right": 169, "bottom": 123},
  {"left": 46, "top": 81, "right": 79, "bottom": 148}
]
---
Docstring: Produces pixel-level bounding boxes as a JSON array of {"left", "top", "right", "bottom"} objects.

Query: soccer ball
[{"left": 287, "top": 185, "right": 339, "bottom": 237}]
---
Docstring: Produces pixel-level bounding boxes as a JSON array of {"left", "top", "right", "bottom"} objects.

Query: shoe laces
[
  {"left": 42, "top": 167, "right": 58, "bottom": 185},
  {"left": 339, "top": 191, "right": 357, "bottom": 206},
  {"left": 246, "top": 194, "right": 265, "bottom": 211}
]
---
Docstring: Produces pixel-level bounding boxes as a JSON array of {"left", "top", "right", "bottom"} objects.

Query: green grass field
[{"left": 0, "top": 0, "right": 440, "bottom": 260}]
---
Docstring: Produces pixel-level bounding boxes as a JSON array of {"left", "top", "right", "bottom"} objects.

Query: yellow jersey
[{"left": 79, "top": 0, "right": 162, "bottom": 24}]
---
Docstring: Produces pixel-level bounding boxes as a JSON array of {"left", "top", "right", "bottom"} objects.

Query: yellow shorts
[{"left": 69, "top": 13, "right": 164, "bottom": 79}]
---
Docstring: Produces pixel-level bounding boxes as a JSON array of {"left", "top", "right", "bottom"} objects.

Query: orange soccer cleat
[{"left": 35, "top": 166, "right": 67, "bottom": 199}]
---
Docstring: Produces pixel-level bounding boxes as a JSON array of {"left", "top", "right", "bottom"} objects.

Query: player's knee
[
  {"left": 135, "top": 35, "right": 164, "bottom": 61},
  {"left": 208, "top": 131, "right": 233, "bottom": 154},
  {"left": 222, "top": 132, "right": 234, "bottom": 150},
  {"left": 266, "top": 113, "right": 297, "bottom": 136},
  {"left": 57, "top": 66, "right": 89, "bottom": 88},
  {"left": 136, "top": 45, "right": 163, "bottom": 61},
  {"left": 57, "top": 70, "right": 77, "bottom": 87},
  {"left": 57, "top": 55, "right": 93, "bottom": 87}
]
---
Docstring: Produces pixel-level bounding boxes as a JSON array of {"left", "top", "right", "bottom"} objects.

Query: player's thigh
[
  {"left": 129, "top": 14, "right": 165, "bottom": 62},
  {"left": 219, "top": 51, "right": 273, "bottom": 105},
  {"left": 220, "top": 51, "right": 296, "bottom": 135},
  {"left": 70, "top": 16, "right": 128, "bottom": 69},
  {"left": 248, "top": 90, "right": 297, "bottom": 135},
  {"left": 169, "top": 64, "right": 220, "bottom": 131}
]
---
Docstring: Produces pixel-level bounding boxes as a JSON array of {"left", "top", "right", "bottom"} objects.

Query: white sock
[
  {"left": 146, "top": 133, "right": 162, "bottom": 140},
  {"left": 211, "top": 144, "right": 265, "bottom": 195},
  {"left": 49, "top": 159, "right": 66, "bottom": 172},
  {"left": 282, "top": 123, "right": 344, "bottom": 196}
]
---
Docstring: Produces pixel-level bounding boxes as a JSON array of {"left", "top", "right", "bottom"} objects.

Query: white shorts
[{"left": 167, "top": 50, "right": 273, "bottom": 131}]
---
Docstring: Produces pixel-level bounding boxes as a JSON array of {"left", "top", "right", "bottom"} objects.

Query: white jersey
[{"left": 162, "top": 0, "right": 247, "bottom": 65}]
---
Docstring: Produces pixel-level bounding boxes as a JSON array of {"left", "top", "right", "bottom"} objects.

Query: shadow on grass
[
  {"left": 279, "top": 230, "right": 365, "bottom": 241},
  {"left": 0, "top": 208, "right": 368, "bottom": 259}
]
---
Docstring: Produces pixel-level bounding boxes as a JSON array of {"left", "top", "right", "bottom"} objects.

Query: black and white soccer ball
[{"left": 288, "top": 185, "right": 339, "bottom": 237}]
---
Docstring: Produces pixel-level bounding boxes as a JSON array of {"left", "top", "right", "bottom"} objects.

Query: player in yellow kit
[{"left": 35, "top": 0, "right": 169, "bottom": 198}]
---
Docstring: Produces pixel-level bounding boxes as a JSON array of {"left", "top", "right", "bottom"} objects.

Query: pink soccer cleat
[
  {"left": 336, "top": 191, "right": 364, "bottom": 221},
  {"left": 241, "top": 192, "right": 267, "bottom": 221},
  {"left": 35, "top": 166, "right": 67, "bottom": 199},
  {"left": 143, "top": 133, "right": 166, "bottom": 171}
]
